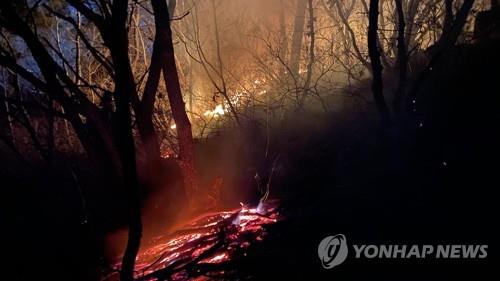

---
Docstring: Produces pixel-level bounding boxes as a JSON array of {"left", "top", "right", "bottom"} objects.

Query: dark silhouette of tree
[
  {"left": 105, "top": 2, "right": 142, "bottom": 279},
  {"left": 150, "top": 0, "right": 199, "bottom": 207},
  {"left": 443, "top": 0, "right": 454, "bottom": 35},
  {"left": 0, "top": 1, "right": 198, "bottom": 280},
  {"left": 289, "top": 0, "right": 307, "bottom": 79},
  {"left": 331, "top": 0, "right": 371, "bottom": 72},
  {"left": 408, "top": 0, "right": 476, "bottom": 109},
  {"left": 298, "top": 0, "right": 315, "bottom": 108},
  {"left": 367, "top": 0, "right": 391, "bottom": 124},
  {"left": 393, "top": 0, "right": 408, "bottom": 113}
]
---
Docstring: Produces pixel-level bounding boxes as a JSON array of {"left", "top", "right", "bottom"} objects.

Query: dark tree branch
[
  {"left": 0, "top": 51, "right": 48, "bottom": 92},
  {"left": 333, "top": 0, "right": 372, "bottom": 72},
  {"left": 408, "top": 0, "right": 476, "bottom": 110},
  {"left": 66, "top": 0, "right": 107, "bottom": 32}
]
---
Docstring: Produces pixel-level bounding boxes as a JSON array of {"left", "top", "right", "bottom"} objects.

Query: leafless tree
[{"left": 368, "top": 0, "right": 391, "bottom": 123}]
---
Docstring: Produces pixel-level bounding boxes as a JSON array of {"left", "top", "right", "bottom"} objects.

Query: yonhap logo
[
  {"left": 318, "top": 234, "right": 488, "bottom": 270},
  {"left": 318, "top": 234, "right": 349, "bottom": 269}
]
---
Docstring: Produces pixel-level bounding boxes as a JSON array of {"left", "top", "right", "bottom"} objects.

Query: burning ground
[{"left": 103, "top": 201, "right": 281, "bottom": 281}]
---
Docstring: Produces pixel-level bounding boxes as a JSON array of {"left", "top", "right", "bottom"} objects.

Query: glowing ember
[
  {"left": 103, "top": 200, "right": 281, "bottom": 281},
  {"left": 200, "top": 252, "right": 229, "bottom": 264}
]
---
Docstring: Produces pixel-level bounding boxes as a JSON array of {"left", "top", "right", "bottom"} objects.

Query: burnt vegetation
[{"left": 1, "top": 0, "right": 499, "bottom": 280}]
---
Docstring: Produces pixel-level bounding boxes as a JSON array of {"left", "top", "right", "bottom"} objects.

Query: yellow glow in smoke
[{"left": 204, "top": 104, "right": 226, "bottom": 118}]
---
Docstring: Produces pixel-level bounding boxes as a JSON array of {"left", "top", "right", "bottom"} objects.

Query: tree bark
[
  {"left": 279, "top": 0, "right": 288, "bottom": 64},
  {"left": 368, "top": 0, "right": 391, "bottom": 124},
  {"left": 151, "top": 0, "right": 199, "bottom": 208},
  {"left": 392, "top": 0, "right": 407, "bottom": 113},
  {"left": 443, "top": 0, "right": 454, "bottom": 35},
  {"left": 289, "top": 0, "right": 307, "bottom": 79},
  {"left": 300, "top": 0, "right": 315, "bottom": 107},
  {"left": 103, "top": 2, "right": 143, "bottom": 281},
  {"left": 135, "top": 10, "right": 164, "bottom": 185}
]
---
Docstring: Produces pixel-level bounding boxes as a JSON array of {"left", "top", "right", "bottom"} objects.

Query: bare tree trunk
[
  {"left": 137, "top": 22, "right": 163, "bottom": 184},
  {"left": 75, "top": 12, "right": 81, "bottom": 79},
  {"left": 443, "top": 0, "right": 454, "bottom": 34},
  {"left": 151, "top": 0, "right": 199, "bottom": 209},
  {"left": 105, "top": 3, "right": 142, "bottom": 281},
  {"left": 289, "top": 0, "right": 307, "bottom": 79},
  {"left": 1, "top": 68, "right": 14, "bottom": 145},
  {"left": 393, "top": 0, "right": 407, "bottom": 113},
  {"left": 279, "top": 0, "right": 288, "bottom": 63},
  {"left": 300, "top": 0, "right": 315, "bottom": 107},
  {"left": 368, "top": 0, "right": 391, "bottom": 124},
  {"left": 187, "top": 60, "right": 194, "bottom": 121},
  {"left": 375, "top": 0, "right": 391, "bottom": 69}
]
